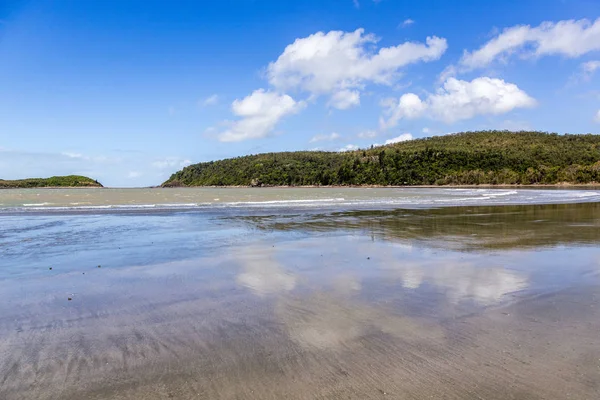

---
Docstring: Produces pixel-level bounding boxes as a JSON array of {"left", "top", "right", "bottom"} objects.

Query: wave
[{"left": 2, "top": 190, "right": 599, "bottom": 213}]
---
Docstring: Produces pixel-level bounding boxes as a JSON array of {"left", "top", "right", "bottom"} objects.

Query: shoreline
[
  {"left": 1, "top": 183, "right": 599, "bottom": 190},
  {"left": 159, "top": 183, "right": 600, "bottom": 189},
  {"left": 0, "top": 186, "right": 103, "bottom": 190}
]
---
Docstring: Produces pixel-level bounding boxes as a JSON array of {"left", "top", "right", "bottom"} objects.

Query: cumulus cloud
[
  {"left": 581, "top": 60, "right": 600, "bottom": 80},
  {"left": 217, "top": 89, "right": 306, "bottom": 142},
  {"left": 380, "top": 77, "right": 536, "bottom": 128},
  {"left": 213, "top": 28, "right": 447, "bottom": 142},
  {"left": 385, "top": 133, "right": 413, "bottom": 144},
  {"left": 401, "top": 19, "right": 415, "bottom": 28},
  {"left": 357, "top": 130, "right": 377, "bottom": 138},
  {"left": 327, "top": 89, "right": 361, "bottom": 109},
  {"left": 201, "top": 94, "right": 219, "bottom": 106},
  {"left": 457, "top": 18, "right": 600, "bottom": 72},
  {"left": 267, "top": 28, "right": 447, "bottom": 104},
  {"left": 339, "top": 144, "right": 359, "bottom": 152},
  {"left": 309, "top": 132, "right": 341, "bottom": 143}
]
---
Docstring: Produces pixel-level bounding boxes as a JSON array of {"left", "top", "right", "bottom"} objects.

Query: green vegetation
[
  {"left": 163, "top": 131, "right": 600, "bottom": 187},
  {"left": 0, "top": 175, "right": 103, "bottom": 188}
]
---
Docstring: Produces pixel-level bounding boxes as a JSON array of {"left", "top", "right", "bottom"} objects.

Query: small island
[
  {"left": 163, "top": 131, "right": 600, "bottom": 187},
  {"left": 0, "top": 175, "right": 103, "bottom": 189}
]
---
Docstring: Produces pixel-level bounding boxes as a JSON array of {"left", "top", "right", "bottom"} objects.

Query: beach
[{"left": 1, "top": 188, "right": 599, "bottom": 399}]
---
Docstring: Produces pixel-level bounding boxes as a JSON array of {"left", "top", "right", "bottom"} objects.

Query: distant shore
[
  {"left": 159, "top": 182, "right": 600, "bottom": 189},
  {"left": 2, "top": 183, "right": 598, "bottom": 190},
  {"left": 0, "top": 175, "right": 102, "bottom": 189}
]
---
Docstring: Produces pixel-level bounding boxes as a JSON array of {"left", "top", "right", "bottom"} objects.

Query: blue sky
[{"left": 1, "top": 0, "right": 599, "bottom": 187}]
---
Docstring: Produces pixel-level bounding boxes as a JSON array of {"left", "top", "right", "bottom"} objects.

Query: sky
[{"left": 1, "top": 0, "right": 599, "bottom": 187}]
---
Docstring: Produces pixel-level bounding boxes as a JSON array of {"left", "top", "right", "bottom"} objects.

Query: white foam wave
[
  {"left": 225, "top": 198, "right": 345, "bottom": 206},
  {"left": 574, "top": 191, "right": 600, "bottom": 198},
  {"left": 487, "top": 190, "right": 518, "bottom": 197}
]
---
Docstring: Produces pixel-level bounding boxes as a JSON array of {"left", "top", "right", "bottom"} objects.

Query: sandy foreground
[{"left": 1, "top": 285, "right": 598, "bottom": 400}]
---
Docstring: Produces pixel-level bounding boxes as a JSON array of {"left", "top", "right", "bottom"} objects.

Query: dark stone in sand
[{"left": 67, "top": 298, "right": 72, "bottom": 301}]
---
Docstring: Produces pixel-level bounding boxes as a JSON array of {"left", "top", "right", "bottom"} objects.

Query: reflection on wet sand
[
  {"left": 242, "top": 202, "right": 600, "bottom": 250},
  {"left": 382, "top": 259, "right": 528, "bottom": 305},
  {"left": 1, "top": 203, "right": 600, "bottom": 399},
  {"left": 275, "top": 293, "right": 444, "bottom": 352},
  {"left": 236, "top": 246, "right": 296, "bottom": 296}
]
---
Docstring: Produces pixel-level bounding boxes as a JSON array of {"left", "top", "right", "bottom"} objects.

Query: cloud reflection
[
  {"left": 275, "top": 294, "right": 443, "bottom": 351},
  {"left": 385, "top": 258, "right": 528, "bottom": 305},
  {"left": 235, "top": 247, "right": 296, "bottom": 296}
]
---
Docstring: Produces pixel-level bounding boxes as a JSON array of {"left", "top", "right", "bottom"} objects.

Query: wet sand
[{"left": 1, "top": 202, "right": 599, "bottom": 399}]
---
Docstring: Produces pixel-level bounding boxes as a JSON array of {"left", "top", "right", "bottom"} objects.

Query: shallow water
[
  {"left": 0, "top": 190, "right": 599, "bottom": 399},
  {"left": 1, "top": 186, "right": 599, "bottom": 212}
]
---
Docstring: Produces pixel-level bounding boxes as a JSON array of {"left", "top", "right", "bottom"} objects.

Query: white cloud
[
  {"left": 267, "top": 28, "right": 447, "bottom": 105},
  {"left": 422, "top": 127, "right": 431, "bottom": 134},
  {"left": 595, "top": 109, "right": 600, "bottom": 123},
  {"left": 339, "top": 144, "right": 359, "bottom": 152},
  {"left": 357, "top": 130, "right": 377, "bottom": 138},
  {"left": 385, "top": 133, "right": 413, "bottom": 144},
  {"left": 309, "top": 132, "right": 341, "bottom": 143},
  {"left": 458, "top": 18, "right": 600, "bottom": 72},
  {"left": 582, "top": 60, "right": 600, "bottom": 73},
  {"left": 582, "top": 60, "right": 600, "bottom": 80},
  {"left": 328, "top": 89, "right": 360, "bottom": 109},
  {"left": 353, "top": 0, "right": 359, "bottom": 9},
  {"left": 201, "top": 94, "right": 219, "bottom": 106},
  {"left": 152, "top": 157, "right": 192, "bottom": 169},
  {"left": 437, "top": 64, "right": 458, "bottom": 82},
  {"left": 381, "top": 77, "right": 536, "bottom": 127},
  {"left": 401, "top": 19, "right": 415, "bottom": 28},
  {"left": 217, "top": 89, "right": 306, "bottom": 142}
]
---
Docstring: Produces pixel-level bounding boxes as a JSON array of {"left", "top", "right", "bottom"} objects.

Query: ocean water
[
  {"left": 0, "top": 187, "right": 599, "bottom": 212},
  {"left": 1, "top": 188, "right": 599, "bottom": 399}
]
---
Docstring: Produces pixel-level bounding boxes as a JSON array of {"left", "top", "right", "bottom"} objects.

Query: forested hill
[
  {"left": 0, "top": 175, "right": 103, "bottom": 188},
  {"left": 163, "top": 131, "right": 600, "bottom": 187}
]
